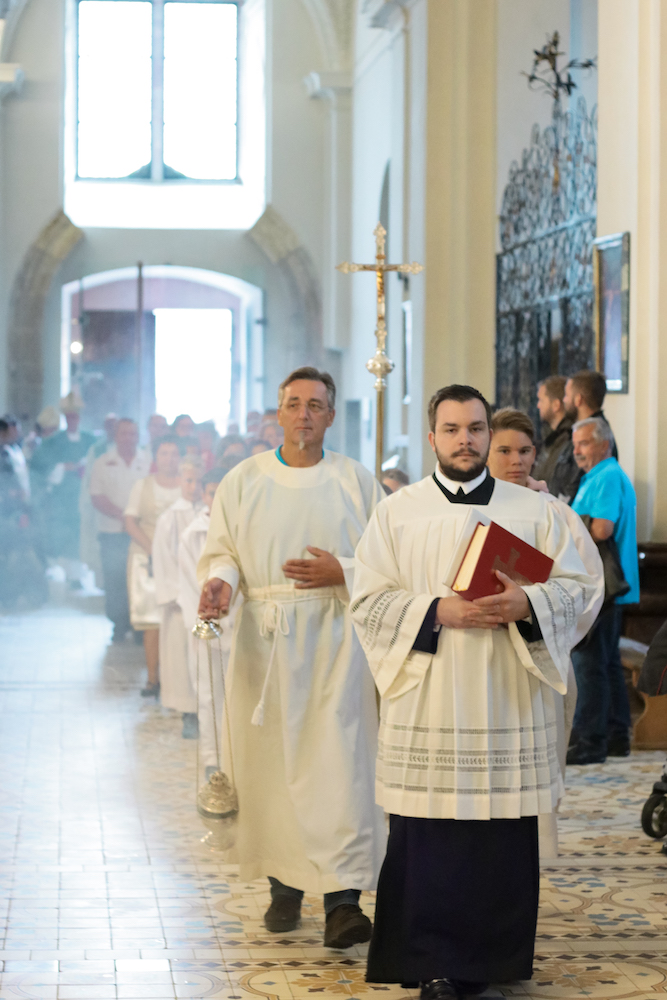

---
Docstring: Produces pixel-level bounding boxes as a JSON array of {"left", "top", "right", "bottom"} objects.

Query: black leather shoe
[
  {"left": 324, "top": 903, "right": 372, "bottom": 948},
  {"left": 453, "top": 982, "right": 489, "bottom": 997},
  {"left": 420, "top": 980, "right": 461, "bottom": 1000},
  {"left": 264, "top": 895, "right": 301, "bottom": 932},
  {"left": 566, "top": 743, "right": 606, "bottom": 765},
  {"left": 607, "top": 738, "right": 631, "bottom": 757}
]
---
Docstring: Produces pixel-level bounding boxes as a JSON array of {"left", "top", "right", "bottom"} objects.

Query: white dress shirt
[{"left": 90, "top": 446, "right": 150, "bottom": 533}]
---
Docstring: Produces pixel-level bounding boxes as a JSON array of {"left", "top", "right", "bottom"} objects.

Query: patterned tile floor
[{"left": 1, "top": 603, "right": 667, "bottom": 998}]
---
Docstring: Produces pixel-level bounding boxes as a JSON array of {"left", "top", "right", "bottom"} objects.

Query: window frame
[{"left": 74, "top": 0, "right": 241, "bottom": 184}]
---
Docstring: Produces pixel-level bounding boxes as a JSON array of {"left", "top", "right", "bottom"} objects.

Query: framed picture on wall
[{"left": 593, "top": 232, "right": 630, "bottom": 393}]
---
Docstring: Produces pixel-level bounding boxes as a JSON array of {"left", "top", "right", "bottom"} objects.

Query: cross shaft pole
[{"left": 337, "top": 223, "right": 423, "bottom": 480}]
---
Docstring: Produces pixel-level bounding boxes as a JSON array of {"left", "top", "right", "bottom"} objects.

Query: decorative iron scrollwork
[
  {"left": 499, "top": 97, "right": 596, "bottom": 254},
  {"left": 496, "top": 96, "right": 597, "bottom": 420}
]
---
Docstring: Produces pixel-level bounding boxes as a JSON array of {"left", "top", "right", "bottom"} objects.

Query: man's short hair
[
  {"left": 539, "top": 375, "right": 566, "bottom": 402},
  {"left": 216, "top": 434, "right": 247, "bottom": 460},
  {"left": 152, "top": 433, "right": 180, "bottom": 458},
  {"left": 491, "top": 408, "right": 536, "bottom": 445},
  {"left": 428, "top": 385, "right": 493, "bottom": 433},
  {"left": 573, "top": 416, "right": 614, "bottom": 445},
  {"left": 116, "top": 417, "right": 136, "bottom": 428},
  {"left": 202, "top": 469, "right": 224, "bottom": 489},
  {"left": 278, "top": 367, "right": 336, "bottom": 410},
  {"left": 383, "top": 468, "right": 410, "bottom": 486},
  {"left": 172, "top": 413, "right": 193, "bottom": 428},
  {"left": 179, "top": 456, "right": 203, "bottom": 475},
  {"left": 569, "top": 370, "right": 607, "bottom": 411}
]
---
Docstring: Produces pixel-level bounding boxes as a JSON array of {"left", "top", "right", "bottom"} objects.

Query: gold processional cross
[{"left": 337, "top": 223, "right": 423, "bottom": 480}]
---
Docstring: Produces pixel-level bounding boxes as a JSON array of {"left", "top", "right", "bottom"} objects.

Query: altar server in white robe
[
  {"left": 152, "top": 458, "right": 202, "bottom": 737},
  {"left": 178, "top": 468, "right": 229, "bottom": 771},
  {"left": 351, "top": 385, "right": 603, "bottom": 999},
  {"left": 197, "top": 367, "right": 386, "bottom": 951},
  {"left": 487, "top": 407, "right": 604, "bottom": 860}
]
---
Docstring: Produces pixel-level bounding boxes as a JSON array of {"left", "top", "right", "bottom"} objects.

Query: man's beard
[{"left": 435, "top": 444, "right": 490, "bottom": 482}]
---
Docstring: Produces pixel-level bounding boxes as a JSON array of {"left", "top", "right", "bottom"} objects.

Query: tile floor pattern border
[{"left": 2, "top": 606, "right": 667, "bottom": 998}]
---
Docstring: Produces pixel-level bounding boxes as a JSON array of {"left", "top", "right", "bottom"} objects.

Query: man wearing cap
[
  {"left": 23, "top": 406, "right": 61, "bottom": 462},
  {"left": 30, "top": 391, "right": 95, "bottom": 585}
]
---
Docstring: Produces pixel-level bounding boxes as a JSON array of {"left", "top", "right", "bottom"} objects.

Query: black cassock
[{"left": 367, "top": 472, "right": 541, "bottom": 986}]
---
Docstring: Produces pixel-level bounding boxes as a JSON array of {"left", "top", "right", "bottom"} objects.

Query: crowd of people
[{"left": 0, "top": 362, "right": 640, "bottom": 997}]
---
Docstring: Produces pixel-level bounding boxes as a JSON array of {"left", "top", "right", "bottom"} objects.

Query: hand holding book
[
  {"left": 435, "top": 570, "right": 530, "bottom": 629},
  {"left": 471, "top": 570, "right": 530, "bottom": 622},
  {"left": 437, "top": 513, "right": 553, "bottom": 630}
]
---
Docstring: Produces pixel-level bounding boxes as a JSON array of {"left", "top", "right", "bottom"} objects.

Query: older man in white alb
[{"left": 197, "top": 367, "right": 385, "bottom": 950}]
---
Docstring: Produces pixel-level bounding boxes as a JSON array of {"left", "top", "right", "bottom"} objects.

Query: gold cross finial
[{"left": 337, "top": 223, "right": 424, "bottom": 478}]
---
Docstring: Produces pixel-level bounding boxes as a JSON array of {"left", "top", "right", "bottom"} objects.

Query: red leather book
[{"left": 452, "top": 520, "right": 553, "bottom": 601}]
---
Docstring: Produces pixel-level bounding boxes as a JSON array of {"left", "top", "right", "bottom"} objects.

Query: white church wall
[
  {"left": 344, "top": 7, "right": 397, "bottom": 474},
  {"left": 0, "top": 0, "right": 329, "bottom": 420},
  {"left": 347, "top": 0, "right": 497, "bottom": 483},
  {"left": 269, "top": 0, "right": 326, "bottom": 278},
  {"left": 596, "top": 0, "right": 667, "bottom": 540}
]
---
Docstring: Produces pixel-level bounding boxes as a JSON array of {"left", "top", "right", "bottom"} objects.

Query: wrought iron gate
[{"left": 495, "top": 98, "right": 597, "bottom": 425}]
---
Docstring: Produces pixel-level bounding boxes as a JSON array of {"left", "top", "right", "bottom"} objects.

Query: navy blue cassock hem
[{"left": 366, "top": 814, "right": 539, "bottom": 985}]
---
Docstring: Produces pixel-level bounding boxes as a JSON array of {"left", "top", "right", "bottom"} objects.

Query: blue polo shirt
[{"left": 572, "top": 456, "right": 640, "bottom": 604}]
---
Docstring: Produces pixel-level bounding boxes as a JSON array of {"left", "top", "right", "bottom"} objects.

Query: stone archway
[
  {"left": 247, "top": 204, "right": 323, "bottom": 369},
  {"left": 8, "top": 210, "right": 84, "bottom": 419}
]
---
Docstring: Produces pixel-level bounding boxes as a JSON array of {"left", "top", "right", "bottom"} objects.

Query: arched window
[
  {"left": 77, "top": 0, "right": 238, "bottom": 182},
  {"left": 65, "top": 0, "right": 266, "bottom": 228}
]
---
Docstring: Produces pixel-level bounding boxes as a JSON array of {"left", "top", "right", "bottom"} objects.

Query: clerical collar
[
  {"left": 432, "top": 465, "right": 495, "bottom": 505},
  {"left": 435, "top": 465, "right": 487, "bottom": 494}
]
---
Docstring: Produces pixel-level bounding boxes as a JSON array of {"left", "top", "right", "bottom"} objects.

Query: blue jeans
[
  {"left": 268, "top": 877, "right": 360, "bottom": 916},
  {"left": 571, "top": 604, "right": 631, "bottom": 753}
]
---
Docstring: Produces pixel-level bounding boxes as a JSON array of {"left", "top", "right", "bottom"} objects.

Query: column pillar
[
  {"left": 597, "top": 0, "right": 667, "bottom": 538},
  {"left": 304, "top": 71, "right": 353, "bottom": 351},
  {"left": 406, "top": 0, "right": 497, "bottom": 479}
]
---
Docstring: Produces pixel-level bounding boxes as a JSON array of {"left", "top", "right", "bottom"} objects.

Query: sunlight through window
[
  {"left": 163, "top": 3, "right": 238, "bottom": 180},
  {"left": 77, "top": 1, "right": 152, "bottom": 178},
  {"left": 154, "top": 309, "right": 233, "bottom": 432}
]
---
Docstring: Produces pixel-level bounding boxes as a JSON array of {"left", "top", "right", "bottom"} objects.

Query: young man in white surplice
[
  {"left": 351, "top": 385, "right": 604, "bottom": 1000},
  {"left": 152, "top": 458, "right": 203, "bottom": 738},
  {"left": 197, "top": 367, "right": 386, "bottom": 951}
]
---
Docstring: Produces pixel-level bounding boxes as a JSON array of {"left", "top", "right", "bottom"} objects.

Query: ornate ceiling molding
[
  {"left": 362, "top": 0, "right": 413, "bottom": 30},
  {"left": 298, "top": 0, "right": 353, "bottom": 71},
  {"left": 303, "top": 70, "right": 352, "bottom": 100}
]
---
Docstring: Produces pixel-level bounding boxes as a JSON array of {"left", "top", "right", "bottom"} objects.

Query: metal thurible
[
  {"left": 192, "top": 617, "right": 222, "bottom": 640},
  {"left": 193, "top": 616, "right": 239, "bottom": 852}
]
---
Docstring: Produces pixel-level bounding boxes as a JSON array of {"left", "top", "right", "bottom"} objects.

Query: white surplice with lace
[
  {"left": 351, "top": 474, "right": 604, "bottom": 822},
  {"left": 197, "top": 449, "right": 386, "bottom": 893},
  {"left": 152, "top": 497, "right": 199, "bottom": 713}
]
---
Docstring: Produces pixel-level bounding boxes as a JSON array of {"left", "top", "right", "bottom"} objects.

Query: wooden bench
[{"left": 622, "top": 543, "right": 667, "bottom": 750}]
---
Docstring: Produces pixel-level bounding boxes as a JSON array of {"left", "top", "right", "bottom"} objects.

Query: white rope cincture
[{"left": 252, "top": 601, "right": 289, "bottom": 726}]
